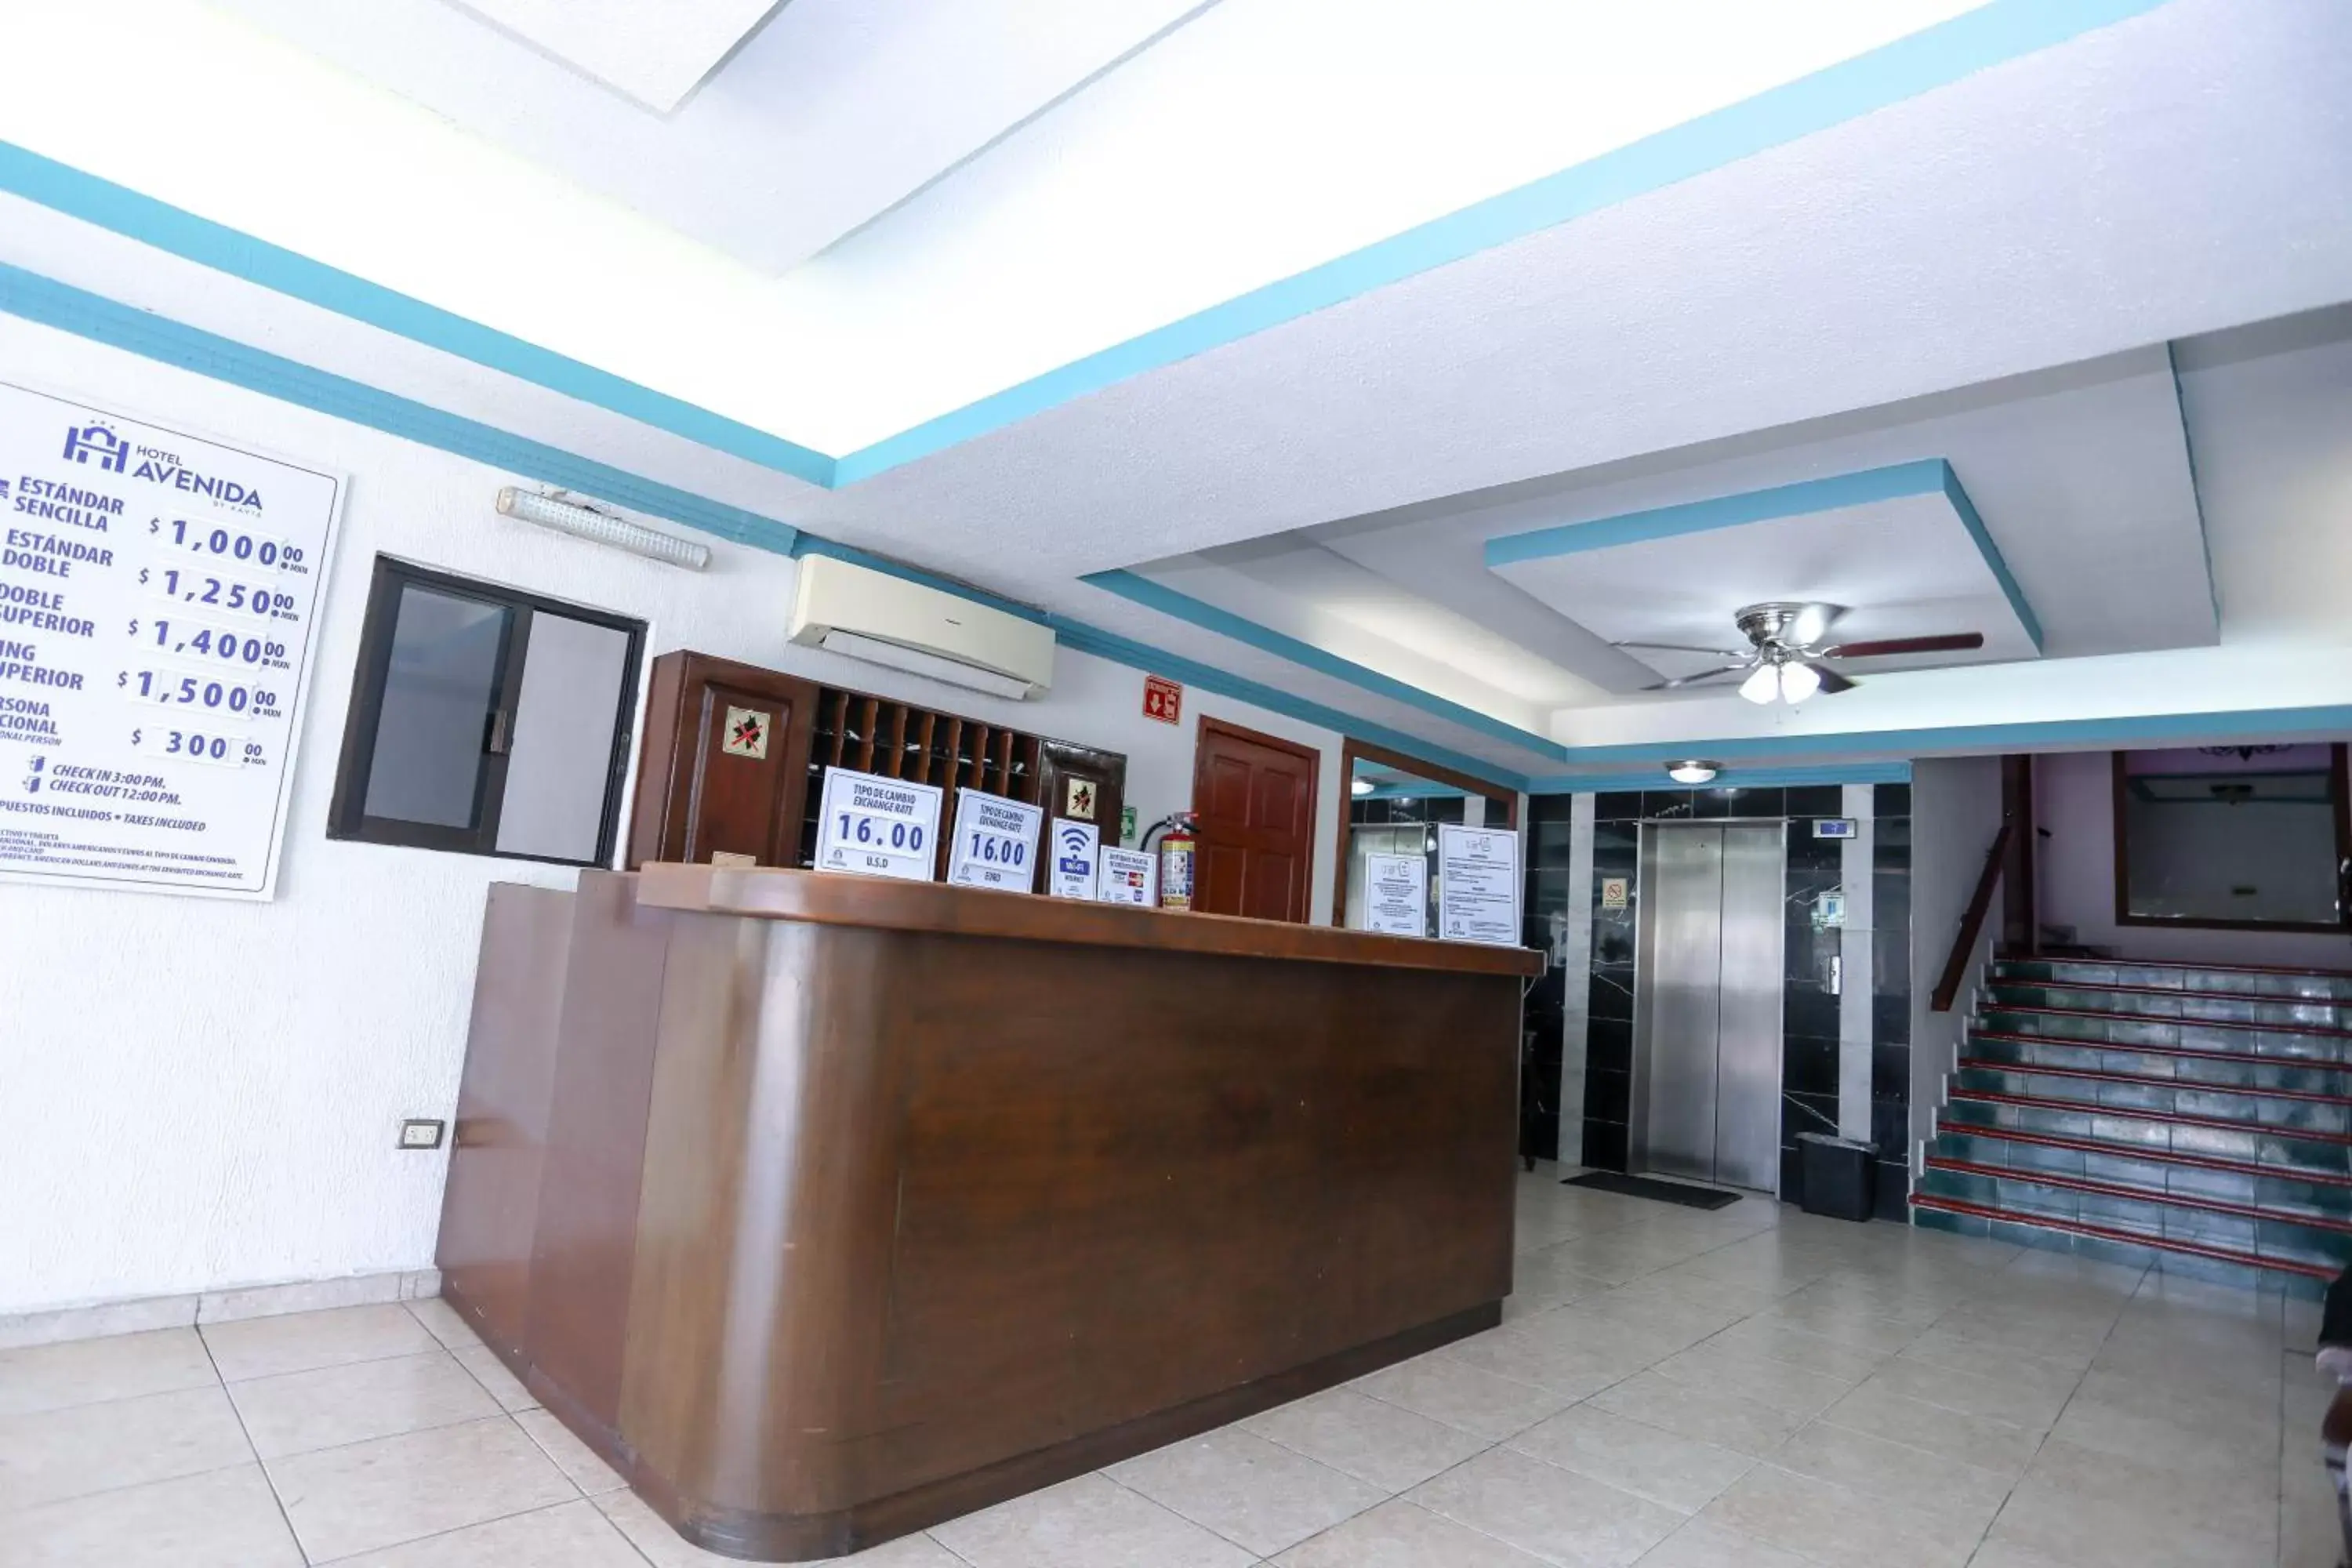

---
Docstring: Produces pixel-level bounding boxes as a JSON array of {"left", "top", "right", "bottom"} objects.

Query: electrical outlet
[{"left": 398, "top": 1118, "right": 446, "bottom": 1150}]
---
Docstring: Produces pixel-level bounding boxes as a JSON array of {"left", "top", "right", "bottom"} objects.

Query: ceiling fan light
[
  {"left": 1666, "top": 760, "right": 1719, "bottom": 785},
  {"left": 1780, "top": 662, "right": 1823, "bottom": 702},
  {"left": 1738, "top": 665, "right": 1779, "bottom": 705}
]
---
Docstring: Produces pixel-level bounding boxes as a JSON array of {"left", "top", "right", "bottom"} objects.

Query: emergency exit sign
[{"left": 1143, "top": 674, "right": 1182, "bottom": 725}]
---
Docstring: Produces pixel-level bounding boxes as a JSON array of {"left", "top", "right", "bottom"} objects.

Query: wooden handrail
[{"left": 1931, "top": 822, "right": 2016, "bottom": 1013}]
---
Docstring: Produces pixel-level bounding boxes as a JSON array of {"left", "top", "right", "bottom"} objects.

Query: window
[
  {"left": 2114, "top": 746, "right": 2351, "bottom": 931},
  {"left": 328, "top": 558, "right": 644, "bottom": 865}
]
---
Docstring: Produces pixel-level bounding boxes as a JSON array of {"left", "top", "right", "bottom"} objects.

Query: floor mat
[{"left": 1562, "top": 1171, "right": 1741, "bottom": 1210}]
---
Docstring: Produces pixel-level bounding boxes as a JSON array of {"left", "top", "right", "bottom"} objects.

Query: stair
[{"left": 1911, "top": 954, "right": 2352, "bottom": 1294}]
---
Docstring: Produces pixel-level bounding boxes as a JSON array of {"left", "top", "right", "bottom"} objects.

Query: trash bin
[{"left": 1796, "top": 1132, "right": 1876, "bottom": 1221}]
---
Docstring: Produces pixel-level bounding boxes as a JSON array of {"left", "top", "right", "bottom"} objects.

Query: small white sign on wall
[
  {"left": 1097, "top": 845, "right": 1157, "bottom": 906},
  {"left": 1437, "top": 824, "right": 1522, "bottom": 946},
  {"left": 1363, "top": 852, "right": 1428, "bottom": 938},
  {"left": 946, "top": 788, "right": 1042, "bottom": 892},
  {"left": 815, "top": 767, "right": 942, "bottom": 880},
  {"left": 1048, "top": 817, "right": 1099, "bottom": 899}
]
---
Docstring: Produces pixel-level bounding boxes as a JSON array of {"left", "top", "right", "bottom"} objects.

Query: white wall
[
  {"left": 0, "top": 316, "right": 1342, "bottom": 1316},
  {"left": 1907, "top": 755, "right": 2003, "bottom": 1160},
  {"left": 2036, "top": 748, "right": 2352, "bottom": 969}
]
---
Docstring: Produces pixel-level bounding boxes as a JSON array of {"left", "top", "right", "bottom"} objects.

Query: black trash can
[{"left": 1796, "top": 1132, "right": 1876, "bottom": 1221}]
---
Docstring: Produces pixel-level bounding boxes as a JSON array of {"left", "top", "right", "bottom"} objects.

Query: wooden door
[
  {"left": 626, "top": 652, "right": 818, "bottom": 868},
  {"left": 1192, "top": 717, "right": 1320, "bottom": 923}
]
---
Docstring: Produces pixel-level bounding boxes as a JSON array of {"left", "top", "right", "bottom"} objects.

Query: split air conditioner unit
[{"left": 788, "top": 554, "right": 1055, "bottom": 701}]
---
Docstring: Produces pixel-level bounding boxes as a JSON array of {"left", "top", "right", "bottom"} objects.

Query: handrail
[{"left": 1931, "top": 822, "right": 2015, "bottom": 1013}]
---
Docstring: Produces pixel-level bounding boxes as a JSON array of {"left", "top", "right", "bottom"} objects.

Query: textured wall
[
  {"left": 1907, "top": 756, "right": 2004, "bottom": 1157},
  {"left": 0, "top": 317, "right": 1341, "bottom": 1316}
]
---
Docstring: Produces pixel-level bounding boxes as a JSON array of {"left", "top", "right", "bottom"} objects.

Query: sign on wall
[
  {"left": 947, "top": 787, "right": 1041, "bottom": 891},
  {"left": 1436, "top": 824, "right": 1522, "bottom": 946},
  {"left": 1363, "top": 851, "right": 1428, "bottom": 938},
  {"left": 815, "top": 766, "right": 942, "bottom": 880},
  {"left": 1048, "top": 816, "right": 1099, "bottom": 899},
  {"left": 1142, "top": 673, "right": 1182, "bottom": 725},
  {"left": 1097, "top": 844, "right": 1156, "bottom": 906},
  {"left": 0, "top": 381, "right": 343, "bottom": 899}
]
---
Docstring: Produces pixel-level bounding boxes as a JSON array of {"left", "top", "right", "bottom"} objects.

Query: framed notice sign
[
  {"left": 815, "top": 767, "right": 942, "bottom": 880},
  {"left": 1436, "top": 824, "right": 1522, "bottom": 946},
  {"left": 0, "top": 381, "right": 344, "bottom": 899},
  {"left": 946, "top": 788, "right": 1042, "bottom": 891},
  {"left": 1362, "top": 851, "right": 1428, "bottom": 938},
  {"left": 1097, "top": 845, "right": 1156, "bottom": 906}
]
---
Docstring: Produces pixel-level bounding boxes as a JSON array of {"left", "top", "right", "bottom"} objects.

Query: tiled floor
[{"left": 2, "top": 1165, "right": 2336, "bottom": 1566}]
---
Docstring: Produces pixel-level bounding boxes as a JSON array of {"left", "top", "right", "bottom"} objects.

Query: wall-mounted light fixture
[
  {"left": 495, "top": 488, "right": 710, "bottom": 571},
  {"left": 1664, "top": 760, "right": 1720, "bottom": 785}
]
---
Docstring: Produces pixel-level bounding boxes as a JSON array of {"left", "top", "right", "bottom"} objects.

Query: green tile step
[
  {"left": 1981, "top": 979, "right": 2349, "bottom": 1029},
  {"left": 1907, "top": 1191, "right": 2338, "bottom": 1287},
  {"left": 1920, "top": 1155, "right": 2352, "bottom": 1243},
  {"left": 1968, "top": 1028, "right": 2352, "bottom": 1084},
  {"left": 1956, "top": 1054, "right": 2352, "bottom": 1107}
]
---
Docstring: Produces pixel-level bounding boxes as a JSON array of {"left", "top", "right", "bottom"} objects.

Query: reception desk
[{"left": 437, "top": 866, "right": 1540, "bottom": 1560}]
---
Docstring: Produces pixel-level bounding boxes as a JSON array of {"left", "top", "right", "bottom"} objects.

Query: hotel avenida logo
[{"left": 62, "top": 422, "right": 128, "bottom": 474}]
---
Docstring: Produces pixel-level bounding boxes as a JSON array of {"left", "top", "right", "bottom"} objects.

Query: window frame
[
  {"left": 326, "top": 556, "right": 646, "bottom": 867},
  {"left": 2110, "top": 745, "right": 2352, "bottom": 934}
]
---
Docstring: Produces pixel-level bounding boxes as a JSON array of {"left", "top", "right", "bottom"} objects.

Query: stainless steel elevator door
[
  {"left": 1633, "top": 823, "right": 1786, "bottom": 1192},
  {"left": 1640, "top": 827, "right": 1724, "bottom": 1182}
]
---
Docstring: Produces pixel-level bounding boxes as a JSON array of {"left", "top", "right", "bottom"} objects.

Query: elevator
[{"left": 1630, "top": 822, "right": 1785, "bottom": 1192}]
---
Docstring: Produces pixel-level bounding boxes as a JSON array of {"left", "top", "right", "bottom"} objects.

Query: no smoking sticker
[{"left": 721, "top": 706, "right": 771, "bottom": 759}]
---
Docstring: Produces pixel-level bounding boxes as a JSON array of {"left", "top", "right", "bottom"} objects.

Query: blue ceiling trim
[
  {"left": 0, "top": 0, "right": 2167, "bottom": 491},
  {"left": 0, "top": 262, "right": 804, "bottom": 555},
  {"left": 1081, "top": 568, "right": 1567, "bottom": 757},
  {"left": 2165, "top": 339, "right": 2223, "bottom": 630},
  {"left": 1484, "top": 456, "right": 2044, "bottom": 654},
  {"left": 0, "top": 142, "right": 839, "bottom": 491},
  {"left": 1524, "top": 761, "right": 1914, "bottom": 794}
]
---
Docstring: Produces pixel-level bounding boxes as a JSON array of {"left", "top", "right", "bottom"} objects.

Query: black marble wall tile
[
  {"left": 1530, "top": 867, "right": 1578, "bottom": 919},
  {"left": 1530, "top": 819, "right": 1577, "bottom": 870},
  {"left": 1875, "top": 782, "right": 1912, "bottom": 816},
  {"left": 1642, "top": 790, "right": 1697, "bottom": 821},
  {"left": 1587, "top": 1017, "right": 1632, "bottom": 1075},
  {"left": 1583, "top": 1118, "right": 1629, "bottom": 1172},
  {"left": 1783, "top": 1091, "right": 1839, "bottom": 1147},
  {"left": 1873, "top": 1160, "right": 1911, "bottom": 1222},
  {"left": 1784, "top": 1033, "right": 1840, "bottom": 1098},
  {"left": 1530, "top": 793, "right": 1577, "bottom": 823},
  {"left": 1595, "top": 791, "right": 1643, "bottom": 821},
  {"left": 1785, "top": 831, "right": 1842, "bottom": 874},
  {"left": 1781, "top": 1147, "right": 1807, "bottom": 1206},
  {"left": 1591, "top": 964, "right": 1635, "bottom": 1022},
  {"left": 1873, "top": 990, "right": 1910, "bottom": 1047},
  {"left": 1693, "top": 786, "right": 1786, "bottom": 819},
  {"left": 1783, "top": 985, "right": 1840, "bottom": 1043},
  {"left": 1870, "top": 1095, "right": 1909, "bottom": 1158},
  {"left": 1785, "top": 785, "right": 1845, "bottom": 816},
  {"left": 1872, "top": 1041, "right": 1910, "bottom": 1102},
  {"left": 1586, "top": 1068, "right": 1632, "bottom": 1125}
]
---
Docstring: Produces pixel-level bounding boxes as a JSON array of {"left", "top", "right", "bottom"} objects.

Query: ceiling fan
[{"left": 1617, "top": 602, "right": 1984, "bottom": 704}]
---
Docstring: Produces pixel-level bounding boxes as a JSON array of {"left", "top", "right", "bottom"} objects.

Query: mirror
[
  {"left": 1335, "top": 743, "right": 1515, "bottom": 933},
  {"left": 2115, "top": 746, "right": 2349, "bottom": 931}
]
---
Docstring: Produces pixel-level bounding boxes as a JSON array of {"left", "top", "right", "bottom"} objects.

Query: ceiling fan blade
[
  {"left": 1819, "top": 632, "right": 1985, "bottom": 659},
  {"left": 1614, "top": 641, "right": 1747, "bottom": 658},
  {"left": 1788, "top": 602, "right": 1845, "bottom": 648},
  {"left": 1644, "top": 663, "right": 1752, "bottom": 691},
  {"left": 1806, "top": 662, "right": 1857, "bottom": 695}
]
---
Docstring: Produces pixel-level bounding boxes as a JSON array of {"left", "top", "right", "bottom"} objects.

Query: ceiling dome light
[
  {"left": 1738, "top": 664, "right": 1779, "bottom": 705},
  {"left": 1779, "top": 662, "right": 1823, "bottom": 703},
  {"left": 1350, "top": 777, "right": 1374, "bottom": 797},
  {"left": 1666, "top": 760, "right": 1719, "bottom": 785}
]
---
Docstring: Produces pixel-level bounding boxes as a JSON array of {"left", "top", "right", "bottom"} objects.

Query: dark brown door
[
  {"left": 1192, "top": 717, "right": 1320, "bottom": 923},
  {"left": 626, "top": 652, "right": 818, "bottom": 868}
]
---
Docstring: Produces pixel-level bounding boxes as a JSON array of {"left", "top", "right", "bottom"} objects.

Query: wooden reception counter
[{"left": 436, "top": 866, "right": 1540, "bottom": 1560}]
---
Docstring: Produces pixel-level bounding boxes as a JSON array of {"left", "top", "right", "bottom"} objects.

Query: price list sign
[
  {"left": 0, "top": 382, "right": 343, "bottom": 899},
  {"left": 815, "top": 766, "right": 942, "bottom": 881},
  {"left": 946, "top": 788, "right": 1041, "bottom": 892}
]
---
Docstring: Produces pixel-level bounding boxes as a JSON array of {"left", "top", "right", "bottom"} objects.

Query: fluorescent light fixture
[
  {"left": 495, "top": 488, "right": 710, "bottom": 570},
  {"left": 815, "top": 628, "right": 1036, "bottom": 702},
  {"left": 1779, "top": 662, "right": 1823, "bottom": 703},
  {"left": 1738, "top": 664, "right": 1778, "bottom": 705},
  {"left": 1351, "top": 777, "right": 1375, "bottom": 797},
  {"left": 1665, "top": 760, "right": 1719, "bottom": 785}
]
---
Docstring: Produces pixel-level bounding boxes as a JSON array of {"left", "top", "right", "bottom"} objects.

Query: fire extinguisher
[{"left": 1142, "top": 812, "right": 1197, "bottom": 910}]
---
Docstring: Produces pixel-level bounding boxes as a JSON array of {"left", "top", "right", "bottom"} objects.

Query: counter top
[{"left": 633, "top": 862, "right": 1544, "bottom": 977}]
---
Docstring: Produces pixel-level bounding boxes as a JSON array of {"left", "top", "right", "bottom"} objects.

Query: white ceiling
[
  {"left": 0, "top": 0, "right": 2347, "bottom": 785},
  {"left": 448, "top": 0, "right": 780, "bottom": 113}
]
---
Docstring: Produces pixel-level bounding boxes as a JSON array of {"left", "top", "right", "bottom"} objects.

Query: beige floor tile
[
  {"left": 0, "top": 1295, "right": 201, "bottom": 1352},
  {"left": 1769, "top": 1420, "right": 2016, "bottom": 1539},
  {"left": 2049, "top": 1368, "right": 2282, "bottom": 1483},
  {"left": 928, "top": 1473, "right": 1254, "bottom": 1568},
  {"left": 326, "top": 1497, "right": 645, "bottom": 1565},
  {"left": 1353, "top": 1349, "right": 1573, "bottom": 1441},
  {"left": 1506, "top": 1404, "right": 1754, "bottom": 1514},
  {"left": 263, "top": 1414, "right": 575, "bottom": 1562},
  {"left": 1273, "top": 1497, "right": 1554, "bottom": 1566},
  {"left": 515, "top": 1406, "right": 628, "bottom": 1494},
  {"left": 1508, "top": 1246, "right": 1620, "bottom": 1313},
  {"left": 450, "top": 1342, "right": 540, "bottom": 1412},
  {"left": 1410, "top": 1444, "right": 1684, "bottom": 1566},
  {"left": 1588, "top": 1370, "right": 1808, "bottom": 1457},
  {"left": 1866, "top": 1351, "right": 2078, "bottom": 1432},
  {"left": 1648, "top": 1341, "right": 1856, "bottom": 1418},
  {"left": 402, "top": 1297, "right": 485, "bottom": 1352},
  {"left": 1632, "top": 1515, "right": 1813, "bottom": 1568},
  {"left": 595, "top": 1488, "right": 965, "bottom": 1566},
  {"left": 227, "top": 1349, "right": 500, "bottom": 1459},
  {"left": 200, "top": 1303, "right": 439, "bottom": 1383},
  {"left": 1440, "top": 1321, "right": 1662, "bottom": 1399},
  {"left": 1108, "top": 1426, "right": 1385, "bottom": 1556},
  {"left": 1240, "top": 1386, "right": 1490, "bottom": 1493},
  {"left": 1815, "top": 1377, "right": 2043, "bottom": 1476},
  {"left": 0, "top": 1327, "right": 219, "bottom": 1418},
  {"left": 0, "top": 1461, "right": 301, "bottom": 1566},
  {"left": 2281, "top": 1446, "right": 2343, "bottom": 1568},
  {"left": 1984, "top": 1436, "right": 2277, "bottom": 1568},
  {"left": 0, "top": 1384, "right": 252, "bottom": 1511},
  {"left": 1701, "top": 1463, "right": 1976, "bottom": 1568},
  {"left": 1698, "top": 1316, "right": 1889, "bottom": 1383}
]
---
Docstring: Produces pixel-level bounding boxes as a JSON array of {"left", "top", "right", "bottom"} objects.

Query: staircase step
[
  {"left": 1922, "top": 1156, "right": 2352, "bottom": 1238},
  {"left": 1970, "top": 1028, "right": 2352, "bottom": 1080},
  {"left": 1908, "top": 1192, "right": 2338, "bottom": 1286},
  {"left": 1931, "top": 1122, "right": 2352, "bottom": 1191},
  {"left": 1975, "top": 1002, "right": 2352, "bottom": 1040},
  {"left": 1946, "top": 1083, "right": 2352, "bottom": 1148},
  {"left": 1982, "top": 979, "right": 2349, "bottom": 1029},
  {"left": 1958, "top": 1055, "right": 2352, "bottom": 1107},
  {"left": 1994, "top": 956, "right": 2352, "bottom": 1000}
]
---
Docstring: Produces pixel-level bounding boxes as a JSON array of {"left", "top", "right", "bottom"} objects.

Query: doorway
[
  {"left": 1631, "top": 822, "right": 1784, "bottom": 1192},
  {"left": 1192, "top": 717, "right": 1320, "bottom": 923}
]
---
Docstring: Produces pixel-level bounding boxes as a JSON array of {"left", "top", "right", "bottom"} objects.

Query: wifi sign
[{"left": 1049, "top": 818, "right": 1100, "bottom": 900}]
